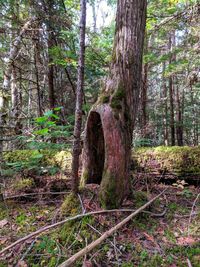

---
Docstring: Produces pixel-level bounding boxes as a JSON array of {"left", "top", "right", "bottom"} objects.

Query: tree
[
  {"left": 81, "top": 0, "right": 147, "bottom": 208},
  {"left": 71, "top": 0, "right": 87, "bottom": 193}
]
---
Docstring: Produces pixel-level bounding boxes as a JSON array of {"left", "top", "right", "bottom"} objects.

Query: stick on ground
[
  {"left": 58, "top": 189, "right": 167, "bottom": 267},
  {"left": 0, "top": 195, "right": 166, "bottom": 257}
]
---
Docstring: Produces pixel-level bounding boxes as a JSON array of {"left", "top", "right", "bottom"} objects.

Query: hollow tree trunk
[{"left": 81, "top": 0, "right": 147, "bottom": 208}]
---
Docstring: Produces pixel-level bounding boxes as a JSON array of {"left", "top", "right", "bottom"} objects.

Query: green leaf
[{"left": 34, "top": 128, "right": 49, "bottom": 135}]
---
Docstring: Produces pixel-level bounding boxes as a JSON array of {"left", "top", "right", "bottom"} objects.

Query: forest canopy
[{"left": 0, "top": 0, "right": 199, "bottom": 150}]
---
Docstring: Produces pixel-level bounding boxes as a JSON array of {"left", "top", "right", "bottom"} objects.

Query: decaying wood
[
  {"left": 58, "top": 189, "right": 167, "bottom": 267},
  {"left": 81, "top": 0, "right": 147, "bottom": 208},
  {"left": 0, "top": 190, "right": 166, "bottom": 257}
]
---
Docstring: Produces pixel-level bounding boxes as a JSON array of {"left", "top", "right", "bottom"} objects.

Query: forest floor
[{"left": 0, "top": 172, "right": 199, "bottom": 267}]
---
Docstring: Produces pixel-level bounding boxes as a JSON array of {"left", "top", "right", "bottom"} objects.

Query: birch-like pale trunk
[
  {"left": 71, "top": 0, "right": 86, "bottom": 193},
  {"left": 0, "top": 18, "right": 35, "bottom": 179},
  {"left": 0, "top": 18, "right": 34, "bottom": 159}
]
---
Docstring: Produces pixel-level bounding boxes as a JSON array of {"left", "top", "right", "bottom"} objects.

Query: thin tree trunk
[
  {"left": 162, "top": 62, "right": 169, "bottom": 146},
  {"left": 81, "top": 0, "right": 147, "bottom": 208},
  {"left": 92, "top": 1, "right": 97, "bottom": 32},
  {"left": 176, "top": 85, "right": 183, "bottom": 146},
  {"left": 0, "top": 18, "right": 34, "bottom": 164},
  {"left": 34, "top": 43, "right": 43, "bottom": 116},
  {"left": 168, "top": 33, "right": 175, "bottom": 146},
  {"left": 141, "top": 33, "right": 148, "bottom": 137},
  {"left": 71, "top": 0, "right": 87, "bottom": 193},
  {"left": 48, "top": 33, "right": 55, "bottom": 110}
]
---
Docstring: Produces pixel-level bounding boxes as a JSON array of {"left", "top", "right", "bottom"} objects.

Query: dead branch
[
  {"left": 4, "top": 191, "right": 70, "bottom": 200},
  {"left": 0, "top": 191, "right": 167, "bottom": 257},
  {"left": 58, "top": 189, "right": 167, "bottom": 267}
]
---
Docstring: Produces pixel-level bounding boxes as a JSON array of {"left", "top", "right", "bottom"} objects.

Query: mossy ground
[
  {"left": 0, "top": 180, "right": 199, "bottom": 267},
  {"left": 133, "top": 146, "right": 200, "bottom": 177},
  {"left": 0, "top": 148, "right": 200, "bottom": 266}
]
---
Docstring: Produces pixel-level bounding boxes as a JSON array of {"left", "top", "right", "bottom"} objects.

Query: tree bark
[
  {"left": 81, "top": 0, "right": 147, "bottom": 208},
  {"left": 34, "top": 42, "right": 43, "bottom": 116},
  {"left": 162, "top": 62, "right": 169, "bottom": 146},
  {"left": 0, "top": 18, "right": 34, "bottom": 160},
  {"left": 176, "top": 85, "right": 183, "bottom": 146},
  {"left": 168, "top": 33, "right": 175, "bottom": 146},
  {"left": 71, "top": 0, "right": 87, "bottom": 193}
]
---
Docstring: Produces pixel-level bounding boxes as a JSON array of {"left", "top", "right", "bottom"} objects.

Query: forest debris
[
  {"left": 188, "top": 192, "right": 200, "bottom": 235},
  {"left": 58, "top": 189, "right": 167, "bottom": 267},
  {"left": 177, "top": 236, "right": 196, "bottom": 246},
  {"left": 0, "top": 201, "right": 166, "bottom": 257},
  {"left": 187, "top": 258, "right": 193, "bottom": 267},
  {"left": 0, "top": 219, "right": 8, "bottom": 228}
]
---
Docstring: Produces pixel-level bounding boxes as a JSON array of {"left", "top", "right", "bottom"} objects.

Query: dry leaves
[{"left": 0, "top": 219, "right": 8, "bottom": 228}]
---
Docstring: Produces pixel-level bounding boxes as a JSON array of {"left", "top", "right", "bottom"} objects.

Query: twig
[
  {"left": 113, "top": 234, "right": 120, "bottom": 267},
  {"left": 188, "top": 193, "right": 200, "bottom": 235},
  {"left": 86, "top": 223, "right": 122, "bottom": 255},
  {"left": 187, "top": 258, "right": 193, "bottom": 267},
  {"left": 4, "top": 191, "right": 69, "bottom": 200},
  {"left": 175, "top": 212, "right": 199, "bottom": 218},
  {"left": 0, "top": 205, "right": 162, "bottom": 256},
  {"left": 0, "top": 199, "right": 167, "bottom": 257},
  {"left": 58, "top": 189, "right": 167, "bottom": 267},
  {"left": 78, "top": 193, "right": 85, "bottom": 214},
  {"left": 19, "top": 239, "right": 36, "bottom": 262}
]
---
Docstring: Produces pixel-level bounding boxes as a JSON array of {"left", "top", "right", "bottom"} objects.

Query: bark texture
[
  {"left": 81, "top": 0, "right": 147, "bottom": 208},
  {"left": 0, "top": 18, "right": 34, "bottom": 155},
  {"left": 71, "top": 0, "right": 86, "bottom": 193}
]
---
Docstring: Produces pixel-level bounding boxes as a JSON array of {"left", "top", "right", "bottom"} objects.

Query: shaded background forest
[{"left": 0, "top": 0, "right": 200, "bottom": 152}]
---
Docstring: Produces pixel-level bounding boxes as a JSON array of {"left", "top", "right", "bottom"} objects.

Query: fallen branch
[
  {"left": 0, "top": 191, "right": 166, "bottom": 257},
  {"left": 58, "top": 189, "right": 167, "bottom": 267},
  {"left": 4, "top": 191, "right": 69, "bottom": 200}
]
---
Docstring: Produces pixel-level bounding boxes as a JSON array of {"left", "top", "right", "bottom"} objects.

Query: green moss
[
  {"left": 133, "top": 146, "right": 200, "bottom": 177},
  {"left": 51, "top": 150, "right": 72, "bottom": 170},
  {"left": 110, "top": 83, "right": 125, "bottom": 110},
  {"left": 3, "top": 149, "right": 72, "bottom": 172},
  {"left": 100, "top": 170, "right": 119, "bottom": 209},
  {"left": 99, "top": 94, "right": 110, "bottom": 104},
  {"left": 80, "top": 169, "right": 89, "bottom": 188},
  {"left": 110, "top": 100, "right": 122, "bottom": 109},
  {"left": 13, "top": 178, "right": 35, "bottom": 191},
  {"left": 3, "top": 150, "right": 39, "bottom": 163},
  {"left": 132, "top": 190, "right": 148, "bottom": 208},
  {"left": 60, "top": 193, "right": 80, "bottom": 216}
]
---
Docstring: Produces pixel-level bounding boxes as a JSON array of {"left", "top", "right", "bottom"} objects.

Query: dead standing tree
[{"left": 81, "top": 0, "right": 147, "bottom": 208}]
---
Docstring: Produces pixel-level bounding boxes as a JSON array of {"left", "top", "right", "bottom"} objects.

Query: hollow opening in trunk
[{"left": 87, "top": 111, "right": 105, "bottom": 184}]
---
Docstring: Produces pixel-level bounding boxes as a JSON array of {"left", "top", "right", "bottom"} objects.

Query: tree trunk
[
  {"left": 34, "top": 42, "right": 43, "bottom": 116},
  {"left": 0, "top": 18, "right": 34, "bottom": 162},
  {"left": 176, "top": 85, "right": 183, "bottom": 146},
  {"left": 81, "top": 0, "right": 147, "bottom": 208},
  {"left": 47, "top": 31, "right": 55, "bottom": 110},
  {"left": 162, "top": 62, "right": 169, "bottom": 146},
  {"left": 140, "top": 34, "right": 148, "bottom": 137},
  {"left": 71, "top": 0, "right": 87, "bottom": 193},
  {"left": 168, "top": 33, "right": 175, "bottom": 146}
]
